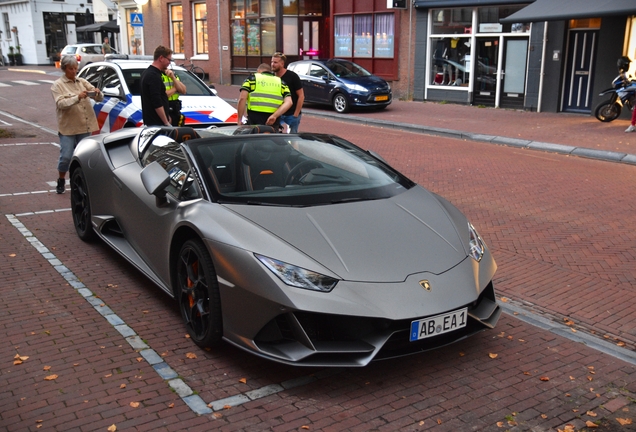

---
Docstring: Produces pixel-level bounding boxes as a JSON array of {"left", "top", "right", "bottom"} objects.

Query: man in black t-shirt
[
  {"left": 271, "top": 52, "right": 304, "bottom": 133},
  {"left": 140, "top": 46, "right": 173, "bottom": 126}
]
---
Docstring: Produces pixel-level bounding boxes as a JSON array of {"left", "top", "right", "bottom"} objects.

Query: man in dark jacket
[{"left": 140, "top": 46, "right": 173, "bottom": 126}]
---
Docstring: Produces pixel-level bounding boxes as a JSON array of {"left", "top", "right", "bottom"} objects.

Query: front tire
[
  {"left": 594, "top": 101, "right": 621, "bottom": 122},
  {"left": 176, "top": 239, "right": 222, "bottom": 348},
  {"left": 70, "top": 167, "right": 96, "bottom": 242},
  {"left": 332, "top": 93, "right": 350, "bottom": 113}
]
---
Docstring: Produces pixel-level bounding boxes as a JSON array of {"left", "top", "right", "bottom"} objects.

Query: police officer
[
  {"left": 162, "top": 67, "right": 187, "bottom": 126},
  {"left": 236, "top": 63, "right": 292, "bottom": 130}
]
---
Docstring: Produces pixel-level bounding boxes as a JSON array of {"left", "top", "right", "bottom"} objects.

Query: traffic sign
[{"left": 131, "top": 13, "right": 143, "bottom": 27}]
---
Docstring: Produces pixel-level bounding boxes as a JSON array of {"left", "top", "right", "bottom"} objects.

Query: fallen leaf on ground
[
  {"left": 301, "top": 427, "right": 310, "bottom": 430},
  {"left": 540, "top": 376, "right": 550, "bottom": 381},
  {"left": 617, "top": 341, "right": 626, "bottom": 347},
  {"left": 617, "top": 418, "right": 632, "bottom": 425},
  {"left": 587, "top": 411, "right": 597, "bottom": 417},
  {"left": 9, "top": 254, "right": 16, "bottom": 257},
  {"left": 130, "top": 402, "right": 139, "bottom": 408},
  {"left": 168, "top": 403, "right": 175, "bottom": 408},
  {"left": 239, "top": 378, "right": 247, "bottom": 384},
  {"left": 489, "top": 353, "right": 498, "bottom": 359},
  {"left": 496, "top": 422, "right": 504, "bottom": 427},
  {"left": 213, "top": 413, "right": 222, "bottom": 418},
  {"left": 43, "top": 366, "right": 51, "bottom": 371},
  {"left": 185, "top": 352, "right": 197, "bottom": 359},
  {"left": 437, "top": 419, "right": 442, "bottom": 425},
  {"left": 44, "top": 375, "right": 58, "bottom": 381},
  {"left": 107, "top": 425, "right": 117, "bottom": 432},
  {"left": 500, "top": 297, "right": 509, "bottom": 302},
  {"left": 224, "top": 405, "right": 232, "bottom": 410},
  {"left": 585, "top": 421, "right": 598, "bottom": 428},
  {"left": 541, "top": 414, "right": 548, "bottom": 419}
]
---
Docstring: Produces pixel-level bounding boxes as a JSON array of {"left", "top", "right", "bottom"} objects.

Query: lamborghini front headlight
[
  {"left": 256, "top": 254, "right": 338, "bottom": 292},
  {"left": 468, "top": 222, "right": 486, "bottom": 262}
]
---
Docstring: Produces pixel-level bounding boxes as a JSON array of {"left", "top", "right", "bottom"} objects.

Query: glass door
[
  {"left": 301, "top": 19, "right": 320, "bottom": 59},
  {"left": 500, "top": 38, "right": 528, "bottom": 109},
  {"left": 472, "top": 37, "right": 498, "bottom": 106}
]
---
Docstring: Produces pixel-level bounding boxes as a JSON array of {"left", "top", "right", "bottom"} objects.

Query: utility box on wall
[{"left": 387, "top": 0, "right": 407, "bottom": 9}]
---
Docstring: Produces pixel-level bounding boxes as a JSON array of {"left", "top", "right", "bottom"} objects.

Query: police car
[{"left": 78, "top": 55, "right": 237, "bottom": 133}]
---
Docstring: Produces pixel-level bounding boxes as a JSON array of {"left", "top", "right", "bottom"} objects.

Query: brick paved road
[{"left": 1, "top": 103, "right": 636, "bottom": 430}]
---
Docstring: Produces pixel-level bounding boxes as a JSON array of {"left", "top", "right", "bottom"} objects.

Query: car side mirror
[
  {"left": 321, "top": 75, "right": 330, "bottom": 82},
  {"left": 141, "top": 161, "right": 171, "bottom": 207},
  {"left": 102, "top": 87, "right": 122, "bottom": 98}
]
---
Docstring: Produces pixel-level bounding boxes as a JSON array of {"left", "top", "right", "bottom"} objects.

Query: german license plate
[
  {"left": 410, "top": 308, "right": 467, "bottom": 341},
  {"left": 374, "top": 95, "right": 388, "bottom": 101}
]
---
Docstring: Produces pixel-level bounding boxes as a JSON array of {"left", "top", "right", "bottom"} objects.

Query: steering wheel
[{"left": 285, "top": 160, "right": 323, "bottom": 185}]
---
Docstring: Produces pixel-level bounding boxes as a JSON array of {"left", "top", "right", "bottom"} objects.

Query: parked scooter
[{"left": 594, "top": 56, "right": 636, "bottom": 122}]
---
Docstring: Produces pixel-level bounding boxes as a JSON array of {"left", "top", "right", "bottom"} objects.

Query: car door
[
  {"left": 304, "top": 63, "right": 334, "bottom": 104},
  {"left": 95, "top": 65, "right": 131, "bottom": 132},
  {"left": 111, "top": 136, "right": 203, "bottom": 289}
]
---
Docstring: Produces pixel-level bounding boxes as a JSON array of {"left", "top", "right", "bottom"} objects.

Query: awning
[
  {"left": 414, "top": 0, "right": 527, "bottom": 8},
  {"left": 501, "top": 0, "right": 636, "bottom": 22},
  {"left": 75, "top": 20, "right": 120, "bottom": 33}
]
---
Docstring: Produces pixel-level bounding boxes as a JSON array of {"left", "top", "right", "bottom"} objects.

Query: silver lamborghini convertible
[{"left": 69, "top": 125, "right": 501, "bottom": 367}]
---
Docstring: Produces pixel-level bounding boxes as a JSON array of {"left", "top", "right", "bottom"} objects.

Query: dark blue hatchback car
[{"left": 287, "top": 59, "right": 392, "bottom": 113}]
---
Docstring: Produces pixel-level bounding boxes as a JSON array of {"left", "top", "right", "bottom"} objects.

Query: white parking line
[
  {"left": 11, "top": 80, "right": 40, "bottom": 86},
  {"left": 0, "top": 82, "right": 10, "bottom": 87},
  {"left": 5, "top": 211, "right": 340, "bottom": 415}
]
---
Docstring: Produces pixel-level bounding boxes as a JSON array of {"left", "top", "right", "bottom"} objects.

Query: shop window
[
  {"left": 194, "top": 3, "right": 208, "bottom": 54},
  {"left": 170, "top": 5, "right": 183, "bottom": 54},
  {"left": 334, "top": 12, "right": 395, "bottom": 60},
  {"left": 3, "top": 13, "right": 10, "bottom": 37},
  {"left": 354, "top": 15, "right": 372, "bottom": 58},
  {"left": 430, "top": 36, "right": 471, "bottom": 87},
  {"left": 231, "top": 0, "right": 276, "bottom": 57},
  {"left": 283, "top": 17, "right": 298, "bottom": 55},
  {"left": 432, "top": 8, "right": 472, "bottom": 35},
  {"left": 232, "top": 19, "right": 246, "bottom": 55},
  {"left": 374, "top": 14, "right": 394, "bottom": 58},
  {"left": 334, "top": 16, "right": 352, "bottom": 57}
]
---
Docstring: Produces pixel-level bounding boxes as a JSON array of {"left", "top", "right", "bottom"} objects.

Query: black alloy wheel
[
  {"left": 176, "top": 239, "right": 222, "bottom": 347},
  {"left": 70, "top": 167, "right": 96, "bottom": 242}
]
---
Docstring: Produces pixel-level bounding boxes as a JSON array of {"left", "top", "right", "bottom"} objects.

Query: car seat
[
  {"left": 167, "top": 127, "right": 200, "bottom": 143},
  {"left": 241, "top": 140, "right": 292, "bottom": 190}
]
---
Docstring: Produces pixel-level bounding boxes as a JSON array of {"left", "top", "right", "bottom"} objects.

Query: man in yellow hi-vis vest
[
  {"left": 162, "top": 67, "right": 187, "bottom": 126},
  {"left": 237, "top": 63, "right": 292, "bottom": 131}
]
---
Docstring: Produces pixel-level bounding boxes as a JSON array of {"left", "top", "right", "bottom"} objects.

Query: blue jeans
[
  {"left": 280, "top": 114, "right": 302, "bottom": 133},
  {"left": 57, "top": 132, "right": 89, "bottom": 173}
]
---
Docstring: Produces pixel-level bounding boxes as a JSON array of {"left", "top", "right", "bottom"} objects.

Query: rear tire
[
  {"left": 175, "top": 239, "right": 222, "bottom": 348},
  {"left": 594, "top": 101, "right": 621, "bottom": 122},
  {"left": 332, "top": 93, "right": 350, "bottom": 113}
]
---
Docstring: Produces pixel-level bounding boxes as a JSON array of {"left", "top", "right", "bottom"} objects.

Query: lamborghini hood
[{"left": 226, "top": 187, "right": 469, "bottom": 283}]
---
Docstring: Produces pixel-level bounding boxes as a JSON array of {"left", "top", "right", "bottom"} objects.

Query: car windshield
[
  {"left": 324, "top": 60, "right": 372, "bottom": 78},
  {"left": 187, "top": 133, "right": 414, "bottom": 206},
  {"left": 122, "top": 68, "right": 213, "bottom": 96}
]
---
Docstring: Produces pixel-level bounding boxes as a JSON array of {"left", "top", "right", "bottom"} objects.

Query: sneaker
[
  {"left": 626, "top": 125, "right": 636, "bottom": 133},
  {"left": 56, "top": 178, "right": 65, "bottom": 194}
]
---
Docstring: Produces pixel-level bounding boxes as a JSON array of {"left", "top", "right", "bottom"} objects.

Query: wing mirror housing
[
  {"left": 141, "top": 161, "right": 171, "bottom": 207},
  {"left": 102, "top": 87, "right": 122, "bottom": 98}
]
